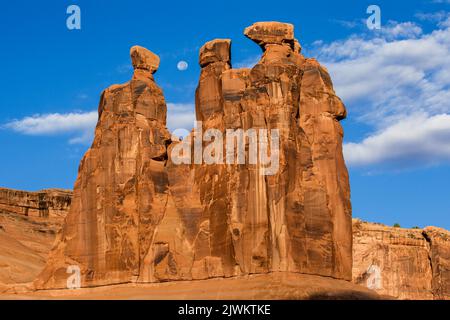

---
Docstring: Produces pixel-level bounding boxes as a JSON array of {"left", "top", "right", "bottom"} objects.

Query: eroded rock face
[
  {"left": 423, "top": 227, "right": 450, "bottom": 300},
  {"left": 352, "top": 220, "right": 450, "bottom": 300},
  {"left": 35, "top": 21, "right": 352, "bottom": 288},
  {"left": 0, "top": 188, "right": 71, "bottom": 219},
  {"left": 0, "top": 188, "right": 71, "bottom": 285},
  {"left": 130, "top": 45, "right": 160, "bottom": 73},
  {"left": 35, "top": 49, "right": 173, "bottom": 288},
  {"left": 184, "top": 23, "right": 352, "bottom": 280},
  {"left": 199, "top": 39, "right": 231, "bottom": 67},
  {"left": 244, "top": 21, "right": 294, "bottom": 49},
  {"left": 2, "top": 190, "right": 449, "bottom": 299}
]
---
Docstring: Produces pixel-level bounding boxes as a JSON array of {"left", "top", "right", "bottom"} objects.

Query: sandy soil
[{"left": 0, "top": 272, "right": 384, "bottom": 300}]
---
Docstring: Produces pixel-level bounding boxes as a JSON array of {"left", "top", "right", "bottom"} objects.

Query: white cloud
[
  {"left": 3, "top": 111, "right": 98, "bottom": 145},
  {"left": 380, "top": 21, "right": 423, "bottom": 39},
  {"left": 344, "top": 113, "right": 450, "bottom": 167},
  {"left": 166, "top": 103, "right": 195, "bottom": 132},
  {"left": 3, "top": 102, "right": 197, "bottom": 145},
  {"left": 415, "top": 11, "right": 448, "bottom": 23},
  {"left": 330, "top": 19, "right": 362, "bottom": 29},
  {"left": 310, "top": 15, "right": 450, "bottom": 169},
  {"left": 315, "top": 17, "right": 450, "bottom": 124}
]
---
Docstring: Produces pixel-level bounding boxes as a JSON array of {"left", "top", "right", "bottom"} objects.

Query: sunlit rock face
[
  {"left": 352, "top": 220, "right": 450, "bottom": 300},
  {"left": 189, "top": 21, "right": 352, "bottom": 280},
  {"left": 35, "top": 22, "right": 352, "bottom": 289},
  {"left": 35, "top": 46, "right": 173, "bottom": 288},
  {"left": 0, "top": 188, "right": 71, "bottom": 285}
]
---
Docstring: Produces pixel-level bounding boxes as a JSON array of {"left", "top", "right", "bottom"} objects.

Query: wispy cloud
[
  {"left": 116, "top": 63, "right": 133, "bottom": 74},
  {"left": 311, "top": 14, "right": 450, "bottom": 169},
  {"left": 167, "top": 103, "right": 195, "bottom": 132},
  {"left": 76, "top": 93, "right": 89, "bottom": 100},
  {"left": 3, "top": 102, "right": 197, "bottom": 145},
  {"left": 415, "top": 11, "right": 448, "bottom": 23},
  {"left": 330, "top": 18, "right": 363, "bottom": 29},
  {"left": 234, "top": 55, "right": 260, "bottom": 69},
  {"left": 3, "top": 111, "right": 98, "bottom": 145},
  {"left": 344, "top": 113, "right": 450, "bottom": 167}
]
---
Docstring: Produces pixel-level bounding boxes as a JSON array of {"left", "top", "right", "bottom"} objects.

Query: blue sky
[{"left": 0, "top": 0, "right": 449, "bottom": 229}]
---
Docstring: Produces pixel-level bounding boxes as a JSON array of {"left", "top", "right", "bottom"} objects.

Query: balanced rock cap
[
  {"left": 244, "top": 21, "right": 294, "bottom": 48},
  {"left": 199, "top": 39, "right": 231, "bottom": 67},
  {"left": 130, "top": 45, "right": 160, "bottom": 73}
]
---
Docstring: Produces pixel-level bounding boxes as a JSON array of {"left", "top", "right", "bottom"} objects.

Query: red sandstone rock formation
[
  {"left": 0, "top": 188, "right": 71, "bottom": 219},
  {"left": 35, "top": 45, "right": 173, "bottom": 288},
  {"left": 35, "top": 21, "right": 352, "bottom": 289},
  {"left": 185, "top": 21, "right": 352, "bottom": 280},
  {"left": 424, "top": 227, "right": 450, "bottom": 300},
  {"left": 353, "top": 219, "right": 450, "bottom": 300},
  {"left": 1, "top": 189, "right": 449, "bottom": 299},
  {"left": 0, "top": 188, "right": 71, "bottom": 285}
]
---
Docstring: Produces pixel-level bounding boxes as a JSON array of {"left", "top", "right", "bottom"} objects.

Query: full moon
[{"left": 177, "top": 60, "right": 188, "bottom": 71}]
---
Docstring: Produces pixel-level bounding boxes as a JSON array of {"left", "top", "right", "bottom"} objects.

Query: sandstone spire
[
  {"left": 35, "top": 46, "right": 172, "bottom": 288},
  {"left": 190, "top": 21, "right": 352, "bottom": 279},
  {"left": 36, "top": 22, "right": 353, "bottom": 288}
]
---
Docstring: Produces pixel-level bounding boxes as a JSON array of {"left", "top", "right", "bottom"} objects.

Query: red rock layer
[
  {"left": 0, "top": 188, "right": 71, "bottom": 219},
  {"left": 353, "top": 219, "right": 450, "bottom": 300},
  {"left": 0, "top": 188, "right": 71, "bottom": 285}
]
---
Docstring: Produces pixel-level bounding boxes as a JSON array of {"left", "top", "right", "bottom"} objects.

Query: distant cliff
[
  {"left": 353, "top": 219, "right": 449, "bottom": 300},
  {"left": 0, "top": 188, "right": 71, "bottom": 285},
  {"left": 0, "top": 188, "right": 71, "bottom": 218}
]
